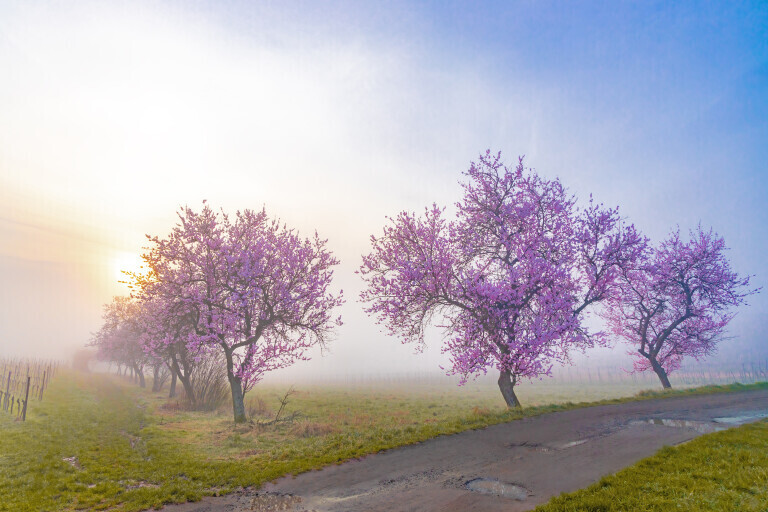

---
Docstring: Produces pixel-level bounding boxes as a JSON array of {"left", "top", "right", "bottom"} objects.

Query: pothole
[
  {"left": 250, "top": 492, "right": 302, "bottom": 511},
  {"left": 465, "top": 478, "right": 528, "bottom": 500},
  {"left": 713, "top": 410, "right": 768, "bottom": 425},
  {"left": 509, "top": 441, "right": 550, "bottom": 452},
  {"left": 629, "top": 419, "right": 724, "bottom": 434}
]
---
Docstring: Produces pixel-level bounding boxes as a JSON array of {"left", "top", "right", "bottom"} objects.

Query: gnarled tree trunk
[
  {"left": 224, "top": 348, "right": 247, "bottom": 423},
  {"left": 498, "top": 370, "right": 522, "bottom": 408},
  {"left": 170, "top": 357, "right": 196, "bottom": 406},
  {"left": 639, "top": 349, "right": 672, "bottom": 389},
  {"left": 649, "top": 357, "right": 672, "bottom": 389},
  {"left": 134, "top": 365, "right": 146, "bottom": 388}
]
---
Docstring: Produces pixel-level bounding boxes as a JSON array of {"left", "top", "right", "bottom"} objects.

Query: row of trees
[
  {"left": 360, "top": 152, "right": 758, "bottom": 405},
  {"left": 92, "top": 206, "right": 344, "bottom": 422},
  {"left": 92, "top": 151, "right": 758, "bottom": 418}
]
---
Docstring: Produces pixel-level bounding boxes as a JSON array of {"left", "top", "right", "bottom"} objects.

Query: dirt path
[{"left": 159, "top": 388, "right": 768, "bottom": 512}]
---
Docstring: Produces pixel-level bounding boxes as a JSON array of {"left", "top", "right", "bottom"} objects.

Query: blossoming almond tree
[
  {"left": 138, "top": 204, "right": 344, "bottom": 423},
  {"left": 605, "top": 225, "right": 759, "bottom": 389},
  {"left": 360, "top": 151, "right": 643, "bottom": 407}
]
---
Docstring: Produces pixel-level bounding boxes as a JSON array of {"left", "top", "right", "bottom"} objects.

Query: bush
[{"left": 186, "top": 355, "right": 229, "bottom": 411}]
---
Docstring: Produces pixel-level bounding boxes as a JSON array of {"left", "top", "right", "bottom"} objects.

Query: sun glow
[{"left": 112, "top": 252, "right": 146, "bottom": 287}]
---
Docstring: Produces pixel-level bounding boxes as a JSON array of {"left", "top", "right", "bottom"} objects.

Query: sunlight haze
[{"left": 1, "top": 1, "right": 766, "bottom": 381}]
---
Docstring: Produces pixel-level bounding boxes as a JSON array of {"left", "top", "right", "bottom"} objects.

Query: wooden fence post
[
  {"left": 21, "top": 376, "right": 30, "bottom": 421},
  {"left": 3, "top": 372, "right": 9, "bottom": 412}
]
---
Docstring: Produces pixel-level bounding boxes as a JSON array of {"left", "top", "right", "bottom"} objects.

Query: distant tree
[
  {"left": 605, "top": 226, "right": 759, "bottom": 388},
  {"left": 360, "top": 151, "right": 643, "bottom": 407},
  {"left": 72, "top": 348, "right": 96, "bottom": 373},
  {"left": 137, "top": 204, "right": 344, "bottom": 423},
  {"left": 91, "top": 296, "right": 149, "bottom": 387}
]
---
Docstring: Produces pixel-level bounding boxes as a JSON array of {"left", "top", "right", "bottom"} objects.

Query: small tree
[
  {"left": 605, "top": 225, "right": 759, "bottom": 388},
  {"left": 138, "top": 204, "right": 344, "bottom": 423},
  {"left": 360, "top": 151, "right": 642, "bottom": 407}
]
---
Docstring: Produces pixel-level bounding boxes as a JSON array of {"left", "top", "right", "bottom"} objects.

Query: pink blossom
[
  {"left": 604, "top": 225, "right": 759, "bottom": 388},
  {"left": 360, "top": 151, "right": 641, "bottom": 406}
]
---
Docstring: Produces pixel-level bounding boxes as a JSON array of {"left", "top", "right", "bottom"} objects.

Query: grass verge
[
  {"left": 1, "top": 372, "right": 766, "bottom": 511},
  {"left": 535, "top": 419, "right": 768, "bottom": 511}
]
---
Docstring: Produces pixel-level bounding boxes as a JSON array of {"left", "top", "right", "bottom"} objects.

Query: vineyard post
[
  {"left": 3, "top": 372, "right": 9, "bottom": 412},
  {"left": 39, "top": 371, "right": 46, "bottom": 400},
  {"left": 22, "top": 376, "right": 30, "bottom": 421}
]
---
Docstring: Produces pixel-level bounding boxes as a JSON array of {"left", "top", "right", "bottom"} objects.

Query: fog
[{"left": 1, "top": 1, "right": 766, "bottom": 381}]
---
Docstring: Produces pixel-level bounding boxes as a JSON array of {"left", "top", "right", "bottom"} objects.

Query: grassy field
[{"left": 1, "top": 371, "right": 766, "bottom": 511}]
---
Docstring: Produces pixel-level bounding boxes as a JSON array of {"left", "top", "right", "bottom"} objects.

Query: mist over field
[
  {"left": 1, "top": 0, "right": 766, "bottom": 382},
  {"left": 3, "top": 5, "right": 768, "bottom": 512}
]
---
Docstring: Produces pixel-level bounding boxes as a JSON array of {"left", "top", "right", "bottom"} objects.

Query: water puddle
[
  {"left": 510, "top": 439, "right": 590, "bottom": 451},
  {"left": 629, "top": 419, "right": 724, "bottom": 434},
  {"left": 465, "top": 478, "right": 528, "bottom": 500},
  {"left": 713, "top": 410, "right": 768, "bottom": 425},
  {"left": 559, "top": 439, "right": 588, "bottom": 449}
]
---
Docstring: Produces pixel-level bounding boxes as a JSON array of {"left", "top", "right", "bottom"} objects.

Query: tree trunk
[
  {"left": 639, "top": 350, "right": 673, "bottom": 389},
  {"left": 224, "top": 348, "right": 246, "bottom": 423},
  {"left": 179, "top": 374, "right": 196, "bottom": 405},
  {"left": 169, "top": 371, "right": 177, "bottom": 398},
  {"left": 649, "top": 357, "right": 672, "bottom": 389},
  {"left": 151, "top": 364, "right": 161, "bottom": 392},
  {"left": 171, "top": 356, "right": 196, "bottom": 406},
  {"left": 135, "top": 366, "right": 145, "bottom": 388},
  {"left": 498, "top": 370, "right": 522, "bottom": 408},
  {"left": 228, "top": 374, "right": 247, "bottom": 423}
]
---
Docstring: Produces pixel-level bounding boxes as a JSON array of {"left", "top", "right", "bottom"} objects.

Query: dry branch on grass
[{"left": 251, "top": 387, "right": 302, "bottom": 427}]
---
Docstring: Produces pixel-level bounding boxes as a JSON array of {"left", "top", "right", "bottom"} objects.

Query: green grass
[
  {"left": 1, "top": 372, "right": 766, "bottom": 511},
  {"left": 535, "top": 419, "right": 768, "bottom": 511}
]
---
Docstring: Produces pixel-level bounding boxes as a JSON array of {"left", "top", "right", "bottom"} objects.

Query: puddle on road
[
  {"left": 465, "top": 478, "right": 528, "bottom": 500},
  {"left": 510, "top": 439, "right": 590, "bottom": 451},
  {"left": 559, "top": 439, "right": 588, "bottom": 449},
  {"left": 631, "top": 411, "right": 768, "bottom": 432},
  {"left": 713, "top": 410, "right": 768, "bottom": 425},
  {"left": 629, "top": 419, "right": 724, "bottom": 433}
]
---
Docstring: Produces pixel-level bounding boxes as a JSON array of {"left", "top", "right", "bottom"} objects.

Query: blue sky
[{"left": 1, "top": 0, "right": 766, "bottom": 376}]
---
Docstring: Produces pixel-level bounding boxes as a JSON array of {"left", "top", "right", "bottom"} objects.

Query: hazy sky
[{"left": 1, "top": 1, "right": 766, "bottom": 378}]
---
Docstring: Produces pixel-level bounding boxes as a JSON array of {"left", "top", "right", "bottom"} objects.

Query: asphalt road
[{"left": 158, "top": 388, "right": 768, "bottom": 512}]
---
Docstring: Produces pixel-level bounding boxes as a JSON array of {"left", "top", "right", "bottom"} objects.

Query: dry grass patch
[{"left": 289, "top": 420, "right": 340, "bottom": 438}]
